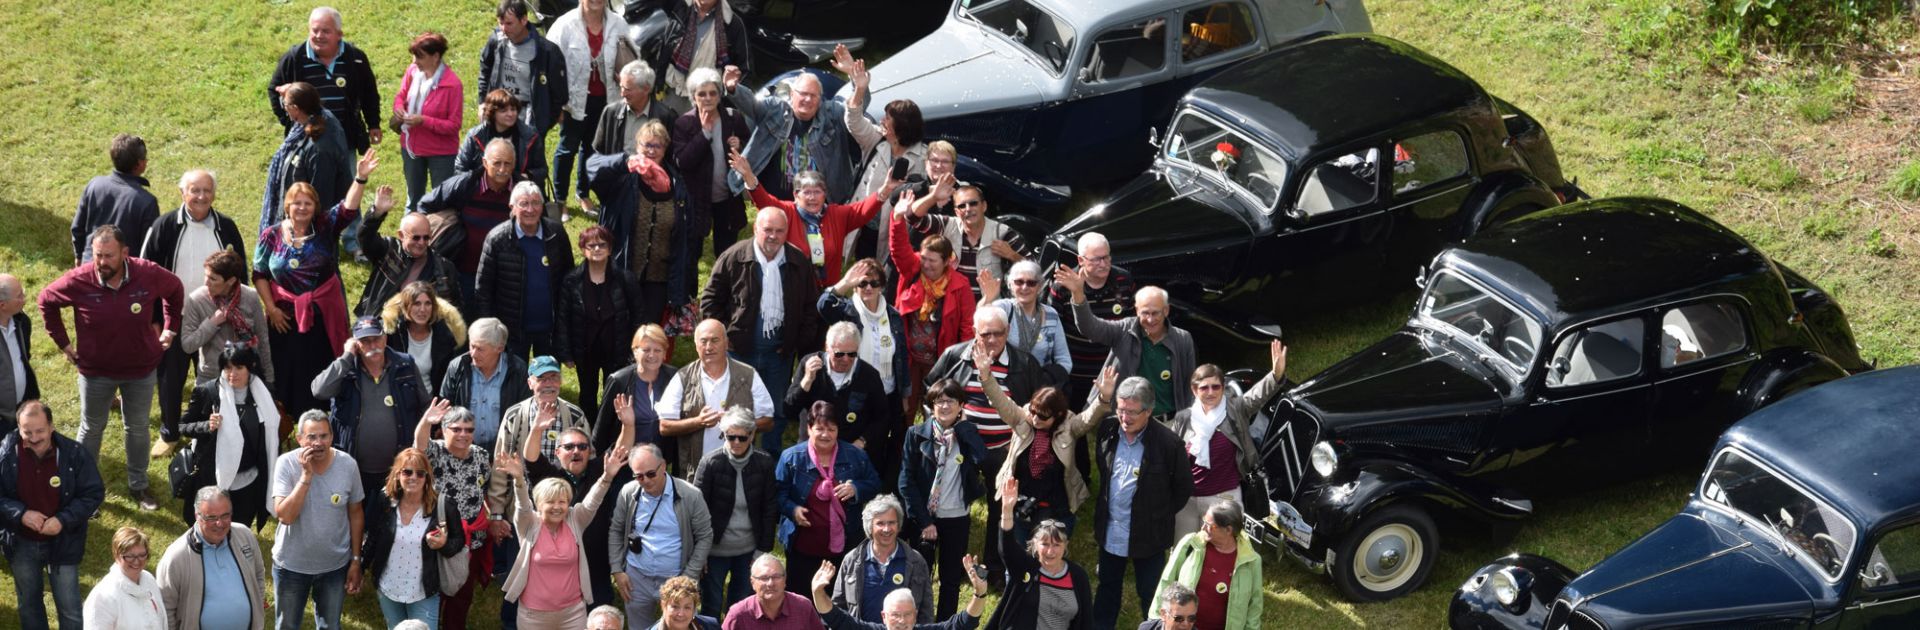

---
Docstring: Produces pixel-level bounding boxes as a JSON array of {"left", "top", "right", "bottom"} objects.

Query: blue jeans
[
  {"left": 738, "top": 327, "right": 792, "bottom": 453},
  {"left": 8, "top": 539, "right": 82, "bottom": 630},
  {"left": 77, "top": 370, "right": 155, "bottom": 492},
  {"left": 274, "top": 563, "right": 348, "bottom": 630},
  {"left": 1093, "top": 550, "right": 1166, "bottom": 630},
  {"left": 551, "top": 93, "right": 606, "bottom": 203},
  {"left": 701, "top": 552, "right": 756, "bottom": 617},
  {"left": 401, "top": 148, "right": 456, "bottom": 213},
  {"left": 378, "top": 592, "right": 441, "bottom": 629}
]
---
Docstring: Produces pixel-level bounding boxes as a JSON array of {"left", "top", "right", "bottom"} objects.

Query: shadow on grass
[{"left": 0, "top": 199, "right": 81, "bottom": 272}]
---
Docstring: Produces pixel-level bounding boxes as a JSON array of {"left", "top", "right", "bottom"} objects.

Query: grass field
[{"left": 1, "top": 0, "right": 1916, "bottom": 628}]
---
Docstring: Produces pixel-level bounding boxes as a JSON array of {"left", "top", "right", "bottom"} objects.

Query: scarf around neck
[
  {"left": 1185, "top": 398, "right": 1229, "bottom": 468},
  {"left": 216, "top": 375, "right": 281, "bottom": 489}
]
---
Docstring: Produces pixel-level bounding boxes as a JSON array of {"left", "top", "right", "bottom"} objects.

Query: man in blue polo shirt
[{"left": 157, "top": 487, "right": 269, "bottom": 630}]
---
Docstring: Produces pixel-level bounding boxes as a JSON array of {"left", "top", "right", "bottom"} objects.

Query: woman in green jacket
[{"left": 1150, "top": 500, "right": 1263, "bottom": 630}]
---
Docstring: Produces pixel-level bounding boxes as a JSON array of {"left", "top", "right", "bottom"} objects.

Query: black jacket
[
  {"left": 667, "top": 108, "right": 749, "bottom": 213},
  {"left": 453, "top": 121, "right": 548, "bottom": 185},
  {"left": 474, "top": 217, "right": 576, "bottom": 336},
  {"left": 924, "top": 340, "right": 1052, "bottom": 404},
  {"left": 785, "top": 354, "right": 892, "bottom": 450},
  {"left": 72, "top": 171, "right": 160, "bottom": 262},
  {"left": 987, "top": 524, "right": 1091, "bottom": 630},
  {"left": 139, "top": 206, "right": 246, "bottom": 273},
  {"left": 439, "top": 353, "right": 532, "bottom": 421},
  {"left": 361, "top": 489, "right": 467, "bottom": 594},
  {"left": 477, "top": 27, "right": 568, "bottom": 134},
  {"left": 1093, "top": 419, "right": 1193, "bottom": 558},
  {"left": 270, "top": 41, "right": 382, "bottom": 152},
  {"left": 355, "top": 208, "right": 464, "bottom": 317},
  {"left": 178, "top": 380, "right": 271, "bottom": 492},
  {"left": 699, "top": 240, "right": 820, "bottom": 356},
  {"left": 415, "top": 170, "right": 533, "bottom": 266},
  {"left": 898, "top": 419, "right": 987, "bottom": 531},
  {"left": 595, "top": 363, "right": 673, "bottom": 461},
  {"left": 0, "top": 432, "right": 105, "bottom": 564},
  {"left": 556, "top": 266, "right": 644, "bottom": 365},
  {"left": 692, "top": 446, "right": 777, "bottom": 554},
  {"left": 385, "top": 321, "right": 461, "bottom": 396}
]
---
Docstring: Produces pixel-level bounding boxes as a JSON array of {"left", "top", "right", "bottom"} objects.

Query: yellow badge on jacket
[
  {"left": 335, "top": 77, "right": 346, "bottom": 88},
  {"left": 331, "top": 493, "right": 343, "bottom": 505},
  {"left": 1112, "top": 304, "right": 1123, "bottom": 315},
  {"left": 130, "top": 303, "right": 142, "bottom": 315},
  {"left": 892, "top": 573, "right": 904, "bottom": 585},
  {"left": 384, "top": 395, "right": 394, "bottom": 407},
  {"left": 1215, "top": 581, "right": 1228, "bottom": 594},
  {"left": 48, "top": 476, "right": 61, "bottom": 488},
  {"left": 846, "top": 412, "right": 857, "bottom": 424}
]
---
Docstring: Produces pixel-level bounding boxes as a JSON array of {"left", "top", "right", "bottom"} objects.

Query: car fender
[
  {"left": 1450, "top": 554, "right": 1580, "bottom": 629},
  {"left": 1295, "top": 457, "right": 1533, "bottom": 556},
  {"left": 1459, "top": 171, "right": 1560, "bottom": 239},
  {"left": 1736, "top": 350, "right": 1850, "bottom": 416}
]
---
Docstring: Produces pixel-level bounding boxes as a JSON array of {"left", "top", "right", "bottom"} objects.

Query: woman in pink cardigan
[
  {"left": 391, "top": 32, "right": 465, "bottom": 213},
  {"left": 497, "top": 445, "right": 623, "bottom": 629}
]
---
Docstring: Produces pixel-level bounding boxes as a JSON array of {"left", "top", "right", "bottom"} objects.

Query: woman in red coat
[
  {"left": 886, "top": 195, "right": 975, "bottom": 415},
  {"left": 728, "top": 149, "right": 902, "bottom": 287}
]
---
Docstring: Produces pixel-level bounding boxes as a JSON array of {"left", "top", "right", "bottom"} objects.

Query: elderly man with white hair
[
  {"left": 786, "top": 322, "right": 892, "bottom": 461},
  {"left": 829, "top": 495, "right": 933, "bottom": 624},
  {"left": 808, "top": 548, "right": 989, "bottom": 630},
  {"left": 0, "top": 274, "right": 40, "bottom": 435},
  {"left": 721, "top": 63, "right": 857, "bottom": 202},
  {"left": 142, "top": 169, "right": 248, "bottom": 450},
  {"left": 1046, "top": 232, "right": 1138, "bottom": 403},
  {"left": 475, "top": 181, "right": 576, "bottom": 359},
  {"left": 594, "top": 61, "right": 679, "bottom": 156},
  {"left": 1052, "top": 269, "right": 1195, "bottom": 421},
  {"left": 270, "top": 6, "right": 383, "bottom": 154}
]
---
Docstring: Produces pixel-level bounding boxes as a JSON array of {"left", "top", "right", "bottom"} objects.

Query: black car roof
[
  {"left": 1722, "top": 366, "right": 1920, "bottom": 529},
  {"left": 1185, "top": 34, "right": 1488, "bottom": 159},
  {"left": 1437, "top": 197, "right": 1776, "bottom": 330}
]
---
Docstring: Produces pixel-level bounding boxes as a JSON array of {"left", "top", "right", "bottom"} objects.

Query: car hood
[
  {"left": 1050, "top": 170, "right": 1256, "bottom": 267},
  {"left": 1561, "top": 510, "right": 1817, "bottom": 625},
  {"left": 1291, "top": 330, "right": 1505, "bottom": 432},
  {"left": 849, "top": 21, "right": 1053, "bottom": 121}
]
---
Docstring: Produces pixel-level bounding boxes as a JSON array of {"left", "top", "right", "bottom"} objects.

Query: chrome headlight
[
  {"left": 1490, "top": 568, "right": 1521, "bottom": 606},
  {"left": 1310, "top": 441, "right": 1338, "bottom": 477}
]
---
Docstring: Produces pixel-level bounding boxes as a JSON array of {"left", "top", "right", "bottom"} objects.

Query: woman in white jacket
[
  {"left": 83, "top": 527, "right": 168, "bottom": 630},
  {"left": 550, "top": 0, "right": 633, "bottom": 218}
]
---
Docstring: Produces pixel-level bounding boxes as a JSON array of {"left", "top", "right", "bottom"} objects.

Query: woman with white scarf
[
  {"left": 391, "top": 32, "right": 466, "bottom": 213},
  {"left": 817, "top": 259, "right": 910, "bottom": 417},
  {"left": 1165, "top": 340, "right": 1287, "bottom": 539},
  {"left": 83, "top": 527, "right": 168, "bottom": 630},
  {"left": 179, "top": 345, "right": 280, "bottom": 529}
]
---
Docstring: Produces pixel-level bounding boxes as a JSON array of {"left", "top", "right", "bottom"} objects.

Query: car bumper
[{"left": 1249, "top": 500, "right": 1328, "bottom": 573}]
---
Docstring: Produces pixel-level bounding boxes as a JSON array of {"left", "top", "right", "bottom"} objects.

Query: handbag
[
  {"left": 437, "top": 494, "right": 471, "bottom": 597},
  {"left": 167, "top": 441, "right": 199, "bottom": 500}
]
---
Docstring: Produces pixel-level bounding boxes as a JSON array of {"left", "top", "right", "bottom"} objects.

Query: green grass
[{"left": 3, "top": 0, "right": 1920, "bottom": 628}]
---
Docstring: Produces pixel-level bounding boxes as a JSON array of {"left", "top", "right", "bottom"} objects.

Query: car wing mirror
[
  {"left": 1413, "top": 265, "right": 1428, "bottom": 291},
  {"left": 1147, "top": 126, "right": 1162, "bottom": 150}
]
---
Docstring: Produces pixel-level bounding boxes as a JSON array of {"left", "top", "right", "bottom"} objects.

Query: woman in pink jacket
[{"left": 392, "top": 32, "right": 465, "bottom": 213}]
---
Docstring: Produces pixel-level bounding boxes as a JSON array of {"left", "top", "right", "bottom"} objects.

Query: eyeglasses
[
  {"left": 955, "top": 200, "right": 982, "bottom": 209},
  {"left": 583, "top": 242, "right": 609, "bottom": 250},
  {"left": 641, "top": 142, "right": 665, "bottom": 151},
  {"left": 635, "top": 466, "right": 664, "bottom": 480},
  {"left": 832, "top": 351, "right": 859, "bottom": 359},
  {"left": 1193, "top": 383, "right": 1224, "bottom": 392},
  {"left": 930, "top": 399, "right": 958, "bottom": 408},
  {"left": 724, "top": 434, "right": 752, "bottom": 443},
  {"left": 558, "top": 443, "right": 591, "bottom": 452},
  {"left": 1011, "top": 278, "right": 1039, "bottom": 287},
  {"left": 197, "top": 512, "right": 232, "bottom": 523},
  {"left": 399, "top": 469, "right": 428, "bottom": 478},
  {"left": 445, "top": 426, "right": 474, "bottom": 434},
  {"left": 121, "top": 553, "right": 149, "bottom": 563},
  {"left": 977, "top": 330, "right": 1006, "bottom": 339},
  {"left": 750, "top": 573, "right": 783, "bottom": 583},
  {"left": 1167, "top": 614, "right": 1197, "bottom": 623}
]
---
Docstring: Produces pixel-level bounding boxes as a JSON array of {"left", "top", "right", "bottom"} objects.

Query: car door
[
  {"left": 1245, "top": 142, "right": 1394, "bottom": 306},
  {"left": 1050, "top": 11, "right": 1179, "bottom": 186},
  {"left": 1382, "top": 127, "right": 1477, "bottom": 280},
  {"left": 1495, "top": 314, "right": 1655, "bottom": 487},
  {"left": 1650, "top": 298, "right": 1758, "bottom": 453},
  {"left": 1837, "top": 521, "right": 1920, "bottom": 628}
]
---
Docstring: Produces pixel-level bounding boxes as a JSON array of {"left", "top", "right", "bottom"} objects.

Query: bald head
[
  {"left": 753, "top": 207, "right": 789, "bottom": 259},
  {"left": 397, "top": 213, "right": 434, "bottom": 257},
  {"left": 482, "top": 139, "right": 516, "bottom": 186}
]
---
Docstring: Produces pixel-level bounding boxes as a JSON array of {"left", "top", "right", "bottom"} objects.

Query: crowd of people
[{"left": 3, "top": 2, "right": 1286, "bottom": 629}]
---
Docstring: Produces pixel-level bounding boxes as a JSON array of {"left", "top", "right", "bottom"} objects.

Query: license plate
[{"left": 1274, "top": 500, "right": 1314, "bottom": 548}]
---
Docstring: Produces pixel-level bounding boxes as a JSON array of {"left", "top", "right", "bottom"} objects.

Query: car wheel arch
[
  {"left": 1460, "top": 171, "right": 1561, "bottom": 238},
  {"left": 1736, "top": 349, "right": 1851, "bottom": 416}
]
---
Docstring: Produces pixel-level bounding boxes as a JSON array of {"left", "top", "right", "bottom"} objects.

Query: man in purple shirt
[{"left": 724, "top": 555, "right": 825, "bottom": 630}]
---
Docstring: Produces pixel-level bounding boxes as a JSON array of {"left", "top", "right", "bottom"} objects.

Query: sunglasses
[
  {"left": 1193, "top": 383, "right": 1224, "bottom": 392},
  {"left": 399, "top": 469, "right": 428, "bottom": 478},
  {"left": 635, "top": 467, "right": 664, "bottom": 480},
  {"left": 583, "top": 242, "right": 609, "bottom": 250},
  {"left": 558, "top": 443, "right": 591, "bottom": 452},
  {"left": 857, "top": 280, "right": 882, "bottom": 289},
  {"left": 724, "top": 434, "right": 752, "bottom": 443},
  {"left": 445, "top": 426, "right": 474, "bottom": 434},
  {"left": 955, "top": 200, "right": 982, "bottom": 209},
  {"left": 1011, "top": 278, "right": 1039, "bottom": 287},
  {"left": 831, "top": 351, "right": 858, "bottom": 359}
]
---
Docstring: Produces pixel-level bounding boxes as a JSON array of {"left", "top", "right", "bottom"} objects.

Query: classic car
[
  {"left": 1450, "top": 365, "right": 1919, "bottom": 629},
  {"left": 621, "top": 0, "right": 948, "bottom": 80},
  {"left": 846, "top": 0, "right": 1372, "bottom": 212},
  {"left": 1038, "top": 33, "right": 1583, "bottom": 356},
  {"left": 1244, "top": 197, "right": 1871, "bottom": 601}
]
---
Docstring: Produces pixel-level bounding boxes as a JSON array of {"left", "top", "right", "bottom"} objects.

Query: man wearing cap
[{"left": 311, "top": 315, "right": 431, "bottom": 494}]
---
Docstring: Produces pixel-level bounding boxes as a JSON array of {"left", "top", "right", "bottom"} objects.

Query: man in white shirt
[
  {"left": 141, "top": 170, "right": 246, "bottom": 453},
  {"left": 655, "top": 319, "right": 773, "bottom": 475}
]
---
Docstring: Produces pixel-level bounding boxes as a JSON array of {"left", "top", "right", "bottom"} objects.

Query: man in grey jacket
[
  {"left": 609, "top": 443, "right": 713, "bottom": 627},
  {"left": 831, "top": 494, "right": 933, "bottom": 624},
  {"left": 157, "top": 487, "right": 268, "bottom": 630},
  {"left": 722, "top": 65, "right": 857, "bottom": 202},
  {"left": 1054, "top": 271, "right": 1196, "bottom": 420}
]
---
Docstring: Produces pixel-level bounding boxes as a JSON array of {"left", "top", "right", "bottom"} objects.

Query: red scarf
[{"left": 1027, "top": 428, "right": 1055, "bottom": 479}]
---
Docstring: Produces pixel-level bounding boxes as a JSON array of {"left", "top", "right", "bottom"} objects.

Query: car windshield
[
  {"left": 959, "top": 0, "right": 1077, "bottom": 74},
  {"left": 1417, "top": 271, "right": 1541, "bottom": 377},
  {"left": 1701, "top": 447, "right": 1854, "bottom": 580},
  {"left": 1164, "top": 111, "right": 1287, "bottom": 208}
]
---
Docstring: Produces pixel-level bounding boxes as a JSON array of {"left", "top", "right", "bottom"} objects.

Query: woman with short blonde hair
[{"left": 83, "top": 526, "right": 167, "bottom": 629}]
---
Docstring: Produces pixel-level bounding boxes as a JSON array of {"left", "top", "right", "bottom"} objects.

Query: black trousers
[
  {"left": 911, "top": 515, "right": 972, "bottom": 619},
  {"left": 508, "top": 329, "right": 558, "bottom": 364},
  {"left": 981, "top": 445, "right": 1010, "bottom": 575},
  {"left": 156, "top": 344, "right": 192, "bottom": 442}
]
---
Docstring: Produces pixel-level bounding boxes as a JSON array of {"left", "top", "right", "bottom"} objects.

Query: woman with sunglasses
[
  {"left": 361, "top": 448, "right": 467, "bottom": 629},
  {"left": 412, "top": 401, "right": 494, "bottom": 628},
  {"left": 982, "top": 341, "right": 1117, "bottom": 545},
  {"left": 818, "top": 258, "right": 910, "bottom": 420},
  {"left": 692, "top": 407, "right": 776, "bottom": 615},
  {"left": 988, "top": 478, "right": 1092, "bottom": 630},
  {"left": 1165, "top": 341, "right": 1287, "bottom": 540},
  {"left": 559, "top": 225, "right": 643, "bottom": 415},
  {"left": 979, "top": 260, "right": 1073, "bottom": 385},
  {"left": 83, "top": 527, "right": 167, "bottom": 630},
  {"left": 178, "top": 345, "right": 279, "bottom": 528}
]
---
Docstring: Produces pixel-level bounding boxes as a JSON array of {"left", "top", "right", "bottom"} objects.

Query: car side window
[
  {"left": 1179, "top": 3, "right": 1257, "bottom": 62},
  {"left": 1546, "top": 317, "right": 1646, "bottom": 388},
  {"left": 1660, "top": 302, "right": 1748, "bottom": 368},
  {"left": 1861, "top": 524, "right": 1920, "bottom": 590},
  {"left": 1083, "top": 19, "right": 1169, "bottom": 83},
  {"left": 1294, "top": 149, "right": 1381, "bottom": 217},
  {"left": 1391, "top": 130, "right": 1471, "bottom": 195}
]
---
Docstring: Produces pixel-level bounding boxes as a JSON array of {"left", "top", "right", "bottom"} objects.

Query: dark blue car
[{"left": 1451, "top": 365, "right": 1920, "bottom": 629}]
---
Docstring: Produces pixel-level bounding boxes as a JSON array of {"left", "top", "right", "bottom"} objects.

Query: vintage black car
[
  {"left": 1038, "top": 34, "right": 1583, "bottom": 352},
  {"left": 1246, "top": 197, "right": 1871, "bottom": 601},
  {"left": 621, "top": 0, "right": 947, "bottom": 80},
  {"left": 1451, "top": 365, "right": 1920, "bottom": 629}
]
